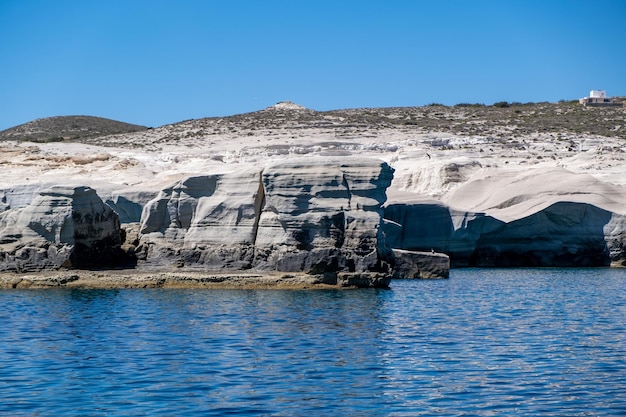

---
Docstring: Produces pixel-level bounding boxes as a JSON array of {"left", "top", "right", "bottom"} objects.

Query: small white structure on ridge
[
  {"left": 590, "top": 90, "right": 606, "bottom": 99},
  {"left": 579, "top": 90, "right": 622, "bottom": 107}
]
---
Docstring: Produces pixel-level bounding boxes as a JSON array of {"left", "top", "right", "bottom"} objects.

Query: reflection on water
[{"left": 1, "top": 268, "right": 625, "bottom": 416}]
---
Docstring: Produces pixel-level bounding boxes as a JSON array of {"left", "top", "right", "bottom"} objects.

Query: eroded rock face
[
  {"left": 4, "top": 160, "right": 622, "bottom": 276},
  {"left": 383, "top": 195, "right": 502, "bottom": 267},
  {"left": 104, "top": 190, "right": 157, "bottom": 223},
  {"left": 391, "top": 249, "right": 450, "bottom": 279},
  {"left": 138, "top": 159, "right": 395, "bottom": 276},
  {"left": 0, "top": 186, "right": 127, "bottom": 271},
  {"left": 473, "top": 202, "right": 613, "bottom": 267},
  {"left": 384, "top": 199, "right": 622, "bottom": 267},
  {"left": 0, "top": 183, "right": 51, "bottom": 211},
  {"left": 254, "top": 158, "right": 394, "bottom": 274},
  {"left": 138, "top": 169, "right": 262, "bottom": 269},
  {"left": 605, "top": 213, "right": 626, "bottom": 266}
]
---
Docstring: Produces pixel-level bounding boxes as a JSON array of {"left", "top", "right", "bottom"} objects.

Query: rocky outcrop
[
  {"left": 104, "top": 190, "right": 157, "bottom": 223},
  {"left": 0, "top": 186, "right": 129, "bottom": 271},
  {"left": 253, "top": 159, "right": 394, "bottom": 274},
  {"left": 138, "top": 169, "right": 262, "bottom": 269},
  {"left": 605, "top": 213, "right": 626, "bottom": 267},
  {"left": 382, "top": 167, "right": 626, "bottom": 268},
  {"left": 0, "top": 184, "right": 156, "bottom": 224},
  {"left": 391, "top": 249, "right": 450, "bottom": 279},
  {"left": 0, "top": 183, "right": 52, "bottom": 211},
  {"left": 383, "top": 192, "right": 500, "bottom": 267},
  {"left": 472, "top": 202, "right": 613, "bottom": 267},
  {"left": 137, "top": 159, "right": 395, "bottom": 283},
  {"left": 0, "top": 270, "right": 387, "bottom": 289},
  {"left": 2, "top": 157, "right": 624, "bottom": 279},
  {"left": 384, "top": 196, "right": 624, "bottom": 267}
]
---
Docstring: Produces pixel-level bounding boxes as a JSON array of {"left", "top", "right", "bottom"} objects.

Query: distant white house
[{"left": 579, "top": 90, "right": 622, "bottom": 107}]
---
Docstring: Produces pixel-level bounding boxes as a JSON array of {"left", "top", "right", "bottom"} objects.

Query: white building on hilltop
[{"left": 579, "top": 90, "right": 622, "bottom": 107}]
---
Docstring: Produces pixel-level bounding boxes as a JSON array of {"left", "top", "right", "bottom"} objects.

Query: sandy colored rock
[{"left": 0, "top": 270, "right": 388, "bottom": 289}]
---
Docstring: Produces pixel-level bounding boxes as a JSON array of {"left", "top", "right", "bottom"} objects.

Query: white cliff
[
  {"left": 254, "top": 158, "right": 394, "bottom": 274},
  {"left": 0, "top": 101, "right": 624, "bottom": 273},
  {"left": 0, "top": 186, "right": 128, "bottom": 271},
  {"left": 137, "top": 158, "right": 396, "bottom": 277}
]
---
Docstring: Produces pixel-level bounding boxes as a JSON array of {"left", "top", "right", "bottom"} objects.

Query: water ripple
[{"left": 0, "top": 268, "right": 624, "bottom": 416}]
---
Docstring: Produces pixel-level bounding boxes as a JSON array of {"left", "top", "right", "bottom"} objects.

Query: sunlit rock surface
[
  {"left": 138, "top": 169, "right": 262, "bottom": 270},
  {"left": 254, "top": 158, "right": 394, "bottom": 274},
  {"left": 137, "top": 159, "right": 396, "bottom": 279},
  {"left": 0, "top": 186, "right": 127, "bottom": 271},
  {"left": 1, "top": 102, "right": 625, "bottom": 275},
  {"left": 384, "top": 170, "right": 626, "bottom": 267}
]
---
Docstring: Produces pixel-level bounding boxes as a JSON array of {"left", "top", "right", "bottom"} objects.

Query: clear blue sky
[{"left": 1, "top": 0, "right": 625, "bottom": 129}]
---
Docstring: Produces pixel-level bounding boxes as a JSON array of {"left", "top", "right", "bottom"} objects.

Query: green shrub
[{"left": 454, "top": 103, "right": 486, "bottom": 107}]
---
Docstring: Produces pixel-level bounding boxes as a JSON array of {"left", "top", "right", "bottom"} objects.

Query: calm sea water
[{"left": 1, "top": 268, "right": 625, "bottom": 416}]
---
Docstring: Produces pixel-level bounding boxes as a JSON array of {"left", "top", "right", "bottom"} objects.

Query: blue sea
[{"left": 1, "top": 268, "right": 625, "bottom": 416}]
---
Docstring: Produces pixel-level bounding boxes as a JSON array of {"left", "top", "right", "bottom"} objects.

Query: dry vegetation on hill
[
  {"left": 0, "top": 115, "right": 147, "bottom": 143},
  {"left": 0, "top": 99, "right": 625, "bottom": 272},
  {"left": 1, "top": 100, "right": 623, "bottom": 148},
  {"left": 170, "top": 99, "right": 626, "bottom": 140}
]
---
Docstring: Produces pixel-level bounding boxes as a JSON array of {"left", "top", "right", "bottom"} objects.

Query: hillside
[
  {"left": 83, "top": 99, "right": 625, "bottom": 148},
  {"left": 1, "top": 99, "right": 626, "bottom": 272},
  {"left": 0, "top": 115, "right": 148, "bottom": 143},
  {"left": 0, "top": 100, "right": 624, "bottom": 199},
  {"left": 1, "top": 100, "right": 624, "bottom": 147}
]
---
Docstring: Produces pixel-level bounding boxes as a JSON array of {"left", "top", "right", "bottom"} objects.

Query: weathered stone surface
[
  {"left": 3, "top": 102, "right": 626, "bottom": 280},
  {"left": 391, "top": 249, "right": 450, "bottom": 279},
  {"left": 336, "top": 272, "right": 391, "bottom": 288},
  {"left": 383, "top": 192, "right": 501, "bottom": 267},
  {"left": 0, "top": 186, "right": 127, "bottom": 271},
  {"left": 473, "top": 202, "right": 613, "bottom": 267},
  {"left": 3, "top": 144, "right": 624, "bottom": 277},
  {"left": 137, "top": 169, "right": 262, "bottom": 269},
  {"left": 0, "top": 183, "right": 51, "bottom": 211},
  {"left": 384, "top": 195, "right": 623, "bottom": 267},
  {"left": 254, "top": 158, "right": 394, "bottom": 273},
  {"left": 104, "top": 190, "right": 157, "bottom": 223},
  {"left": 605, "top": 213, "right": 626, "bottom": 267},
  {"left": 0, "top": 270, "right": 385, "bottom": 289},
  {"left": 137, "top": 158, "right": 395, "bottom": 277}
]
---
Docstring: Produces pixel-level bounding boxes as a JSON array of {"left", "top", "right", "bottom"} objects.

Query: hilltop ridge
[
  {"left": 0, "top": 115, "right": 147, "bottom": 143},
  {"left": 1, "top": 99, "right": 624, "bottom": 146},
  {"left": 0, "top": 99, "right": 625, "bottom": 273}
]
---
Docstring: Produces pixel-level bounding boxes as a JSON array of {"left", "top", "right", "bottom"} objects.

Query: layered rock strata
[
  {"left": 391, "top": 249, "right": 450, "bottom": 279},
  {"left": 137, "top": 159, "right": 397, "bottom": 283},
  {"left": 253, "top": 159, "right": 394, "bottom": 274},
  {"left": 385, "top": 201, "right": 623, "bottom": 267},
  {"left": 138, "top": 168, "right": 262, "bottom": 270},
  {"left": 4, "top": 154, "right": 623, "bottom": 280},
  {"left": 0, "top": 186, "right": 129, "bottom": 271}
]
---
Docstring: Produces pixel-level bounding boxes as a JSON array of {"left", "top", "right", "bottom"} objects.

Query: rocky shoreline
[
  {"left": 1, "top": 101, "right": 624, "bottom": 282},
  {"left": 0, "top": 269, "right": 393, "bottom": 290}
]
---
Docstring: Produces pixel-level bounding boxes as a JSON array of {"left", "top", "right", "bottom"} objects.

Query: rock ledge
[{"left": 0, "top": 270, "right": 390, "bottom": 289}]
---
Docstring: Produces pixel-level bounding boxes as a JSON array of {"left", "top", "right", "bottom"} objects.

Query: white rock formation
[
  {"left": 0, "top": 186, "right": 126, "bottom": 271},
  {"left": 1, "top": 102, "right": 625, "bottom": 271},
  {"left": 138, "top": 169, "right": 263, "bottom": 269},
  {"left": 138, "top": 158, "right": 397, "bottom": 275},
  {"left": 384, "top": 169, "right": 626, "bottom": 267},
  {"left": 254, "top": 158, "right": 394, "bottom": 273}
]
